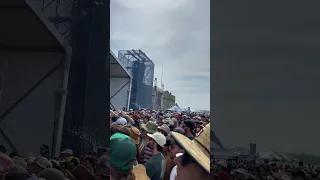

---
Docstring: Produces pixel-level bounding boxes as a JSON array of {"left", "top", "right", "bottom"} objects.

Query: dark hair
[
  {"left": 299, "top": 161, "right": 303, "bottom": 166},
  {"left": 112, "top": 115, "right": 119, "bottom": 122},
  {"left": 184, "top": 120, "right": 195, "bottom": 132},
  {"left": 5, "top": 173, "right": 30, "bottom": 180},
  {"left": 181, "top": 151, "right": 195, "bottom": 166},
  {"left": 41, "top": 144, "right": 50, "bottom": 149},
  {"left": 169, "top": 125, "right": 174, "bottom": 131},
  {"left": 0, "top": 145, "right": 7, "bottom": 153},
  {"left": 292, "top": 169, "right": 306, "bottom": 178},
  {"left": 10, "top": 152, "right": 19, "bottom": 158},
  {"left": 157, "top": 144, "right": 163, "bottom": 152}
]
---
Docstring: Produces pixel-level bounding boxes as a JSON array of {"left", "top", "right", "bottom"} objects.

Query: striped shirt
[{"left": 141, "top": 146, "right": 153, "bottom": 165}]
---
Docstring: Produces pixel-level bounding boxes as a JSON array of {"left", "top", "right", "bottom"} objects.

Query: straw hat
[
  {"left": 129, "top": 127, "right": 141, "bottom": 144},
  {"left": 132, "top": 164, "right": 150, "bottom": 180},
  {"left": 12, "top": 156, "right": 27, "bottom": 169},
  {"left": 171, "top": 123, "right": 210, "bottom": 174}
]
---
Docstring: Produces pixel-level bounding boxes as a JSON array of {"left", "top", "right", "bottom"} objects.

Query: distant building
[
  {"left": 152, "top": 86, "right": 162, "bottom": 110},
  {"left": 162, "top": 91, "right": 175, "bottom": 110},
  {"left": 152, "top": 85, "right": 175, "bottom": 110}
]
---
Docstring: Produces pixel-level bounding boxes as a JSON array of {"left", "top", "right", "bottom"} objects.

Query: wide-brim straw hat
[
  {"left": 129, "top": 127, "right": 141, "bottom": 144},
  {"left": 132, "top": 164, "right": 150, "bottom": 180},
  {"left": 171, "top": 123, "right": 210, "bottom": 174}
]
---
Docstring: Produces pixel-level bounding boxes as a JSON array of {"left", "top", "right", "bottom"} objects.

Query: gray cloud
[
  {"left": 212, "top": 0, "right": 320, "bottom": 155},
  {"left": 111, "top": 0, "right": 210, "bottom": 110}
]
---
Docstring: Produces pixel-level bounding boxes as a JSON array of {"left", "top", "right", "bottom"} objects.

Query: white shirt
[{"left": 170, "top": 165, "right": 177, "bottom": 180}]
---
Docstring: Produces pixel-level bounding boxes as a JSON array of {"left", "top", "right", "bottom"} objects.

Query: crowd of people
[
  {"left": 110, "top": 109, "right": 211, "bottom": 180},
  {"left": 0, "top": 144, "right": 109, "bottom": 180},
  {"left": 212, "top": 156, "right": 320, "bottom": 180},
  {"left": 0, "top": 109, "right": 210, "bottom": 180}
]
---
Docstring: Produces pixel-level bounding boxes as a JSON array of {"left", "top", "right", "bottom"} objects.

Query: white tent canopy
[
  {"left": 259, "top": 150, "right": 295, "bottom": 162},
  {"left": 230, "top": 147, "right": 250, "bottom": 156},
  {"left": 212, "top": 147, "right": 238, "bottom": 159},
  {"left": 167, "top": 105, "right": 183, "bottom": 112}
]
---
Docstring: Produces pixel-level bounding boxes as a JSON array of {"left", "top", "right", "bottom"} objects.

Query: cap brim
[
  {"left": 147, "top": 133, "right": 153, "bottom": 139},
  {"left": 171, "top": 132, "right": 210, "bottom": 174}
]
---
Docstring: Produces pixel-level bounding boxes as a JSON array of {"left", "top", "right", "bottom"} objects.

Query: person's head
[
  {"left": 40, "top": 144, "right": 50, "bottom": 157},
  {"left": 140, "top": 121, "right": 158, "bottom": 138},
  {"left": 174, "top": 151, "right": 210, "bottom": 180},
  {"left": 109, "top": 133, "right": 137, "bottom": 180},
  {"left": 271, "top": 163, "right": 278, "bottom": 172},
  {"left": 181, "top": 120, "right": 195, "bottom": 135},
  {"left": 111, "top": 115, "right": 119, "bottom": 123},
  {"left": 82, "top": 156, "right": 97, "bottom": 172},
  {"left": 27, "top": 156, "right": 50, "bottom": 175},
  {"left": 299, "top": 161, "right": 303, "bottom": 167},
  {"left": 95, "top": 155, "right": 109, "bottom": 180},
  {"left": 168, "top": 138, "right": 183, "bottom": 159},
  {"left": 162, "top": 137, "right": 173, "bottom": 156},
  {"left": 0, "top": 145, "right": 7, "bottom": 154},
  {"left": 39, "top": 168, "right": 65, "bottom": 180},
  {"left": 171, "top": 118, "right": 178, "bottom": 127},
  {"left": 12, "top": 156, "right": 27, "bottom": 170},
  {"left": 110, "top": 124, "right": 130, "bottom": 137},
  {"left": 9, "top": 152, "right": 19, "bottom": 159},
  {"left": 213, "top": 172, "right": 230, "bottom": 180},
  {"left": 157, "top": 116, "right": 163, "bottom": 126},
  {"left": 60, "top": 149, "right": 73, "bottom": 159},
  {"left": 195, "top": 125, "right": 204, "bottom": 133},
  {"left": 292, "top": 169, "right": 306, "bottom": 180},
  {"left": 158, "top": 124, "right": 170, "bottom": 136},
  {"left": 4, "top": 165, "right": 30, "bottom": 180},
  {"left": 129, "top": 127, "right": 141, "bottom": 145},
  {"left": 171, "top": 123, "right": 211, "bottom": 180},
  {"left": 146, "top": 132, "right": 166, "bottom": 153},
  {"left": 143, "top": 115, "right": 150, "bottom": 124},
  {"left": 172, "top": 127, "right": 185, "bottom": 135}
]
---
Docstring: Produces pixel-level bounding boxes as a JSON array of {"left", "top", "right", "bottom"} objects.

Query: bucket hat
[
  {"left": 141, "top": 121, "right": 157, "bottom": 134},
  {"left": 129, "top": 127, "right": 141, "bottom": 144}
]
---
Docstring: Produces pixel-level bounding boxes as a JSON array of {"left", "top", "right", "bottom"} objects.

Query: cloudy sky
[{"left": 110, "top": 0, "right": 210, "bottom": 110}]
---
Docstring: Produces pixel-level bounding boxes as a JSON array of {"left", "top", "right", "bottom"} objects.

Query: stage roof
[
  {"left": 110, "top": 50, "right": 131, "bottom": 79},
  {"left": 0, "top": 0, "right": 68, "bottom": 54}
]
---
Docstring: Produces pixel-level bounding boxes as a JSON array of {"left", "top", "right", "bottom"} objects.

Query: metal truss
[{"left": 118, "top": 50, "right": 155, "bottom": 109}]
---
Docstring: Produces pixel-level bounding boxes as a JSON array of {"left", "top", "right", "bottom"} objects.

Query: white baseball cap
[
  {"left": 113, "top": 117, "right": 127, "bottom": 126},
  {"left": 61, "top": 149, "right": 73, "bottom": 156},
  {"left": 147, "top": 132, "right": 166, "bottom": 147}
]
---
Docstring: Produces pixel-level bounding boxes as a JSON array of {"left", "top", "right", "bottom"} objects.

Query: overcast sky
[{"left": 110, "top": 0, "right": 210, "bottom": 110}]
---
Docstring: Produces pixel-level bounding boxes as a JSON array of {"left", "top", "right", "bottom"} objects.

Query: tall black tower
[{"left": 29, "top": 0, "right": 110, "bottom": 154}]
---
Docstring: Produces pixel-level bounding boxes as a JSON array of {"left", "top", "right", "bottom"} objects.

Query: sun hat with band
[
  {"left": 129, "top": 127, "right": 141, "bottom": 144},
  {"left": 110, "top": 133, "right": 137, "bottom": 170},
  {"left": 171, "top": 123, "right": 210, "bottom": 174},
  {"left": 141, "top": 121, "right": 158, "bottom": 134}
]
